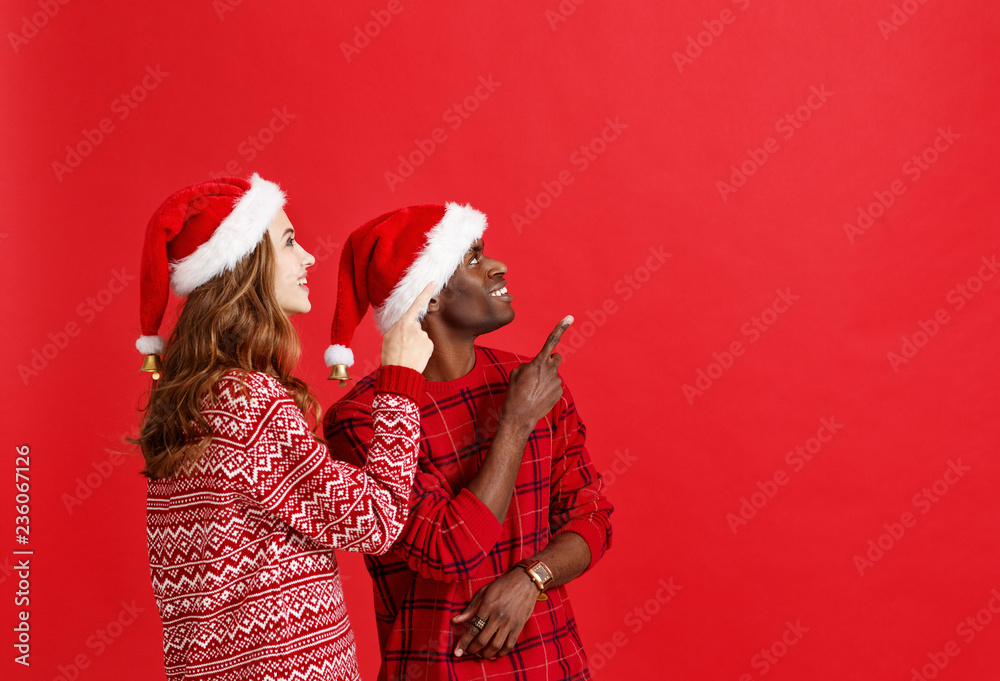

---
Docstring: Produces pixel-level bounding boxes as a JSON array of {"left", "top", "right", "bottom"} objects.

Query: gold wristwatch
[{"left": 515, "top": 560, "right": 554, "bottom": 601}]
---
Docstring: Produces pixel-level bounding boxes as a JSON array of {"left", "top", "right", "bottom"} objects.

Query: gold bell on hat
[
  {"left": 140, "top": 354, "right": 164, "bottom": 381},
  {"left": 328, "top": 363, "right": 350, "bottom": 388}
]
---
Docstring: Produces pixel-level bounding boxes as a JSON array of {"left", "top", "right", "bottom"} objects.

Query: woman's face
[{"left": 267, "top": 210, "right": 315, "bottom": 316}]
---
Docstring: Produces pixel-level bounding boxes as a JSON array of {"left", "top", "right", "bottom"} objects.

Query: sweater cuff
[
  {"left": 453, "top": 487, "right": 504, "bottom": 554},
  {"left": 375, "top": 365, "right": 426, "bottom": 403},
  {"left": 554, "top": 518, "right": 610, "bottom": 573}
]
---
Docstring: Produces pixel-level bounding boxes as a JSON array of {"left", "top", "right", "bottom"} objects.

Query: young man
[{"left": 323, "top": 203, "right": 613, "bottom": 680}]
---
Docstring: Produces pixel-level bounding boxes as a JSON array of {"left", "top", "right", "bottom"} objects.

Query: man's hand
[
  {"left": 465, "top": 315, "right": 575, "bottom": 524},
  {"left": 452, "top": 569, "right": 541, "bottom": 659},
  {"left": 500, "top": 315, "right": 574, "bottom": 428}
]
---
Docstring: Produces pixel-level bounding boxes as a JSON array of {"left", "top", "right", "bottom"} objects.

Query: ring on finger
[{"left": 472, "top": 617, "right": 488, "bottom": 630}]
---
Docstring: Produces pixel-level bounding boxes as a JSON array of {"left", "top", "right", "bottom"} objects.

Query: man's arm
[
  {"left": 468, "top": 317, "right": 574, "bottom": 522},
  {"left": 452, "top": 381, "right": 614, "bottom": 660},
  {"left": 324, "top": 317, "right": 574, "bottom": 582}
]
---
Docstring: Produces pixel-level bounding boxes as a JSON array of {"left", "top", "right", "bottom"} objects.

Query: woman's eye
[{"left": 287, "top": 237, "right": 295, "bottom": 246}]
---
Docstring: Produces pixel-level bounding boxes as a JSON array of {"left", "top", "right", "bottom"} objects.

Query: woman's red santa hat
[
  {"left": 136, "top": 173, "right": 286, "bottom": 376},
  {"left": 326, "top": 202, "right": 487, "bottom": 384}
]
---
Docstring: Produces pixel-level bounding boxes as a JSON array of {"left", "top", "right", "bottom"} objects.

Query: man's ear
[{"left": 425, "top": 295, "right": 440, "bottom": 314}]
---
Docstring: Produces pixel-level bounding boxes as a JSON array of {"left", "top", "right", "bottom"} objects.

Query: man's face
[{"left": 433, "top": 238, "right": 514, "bottom": 336}]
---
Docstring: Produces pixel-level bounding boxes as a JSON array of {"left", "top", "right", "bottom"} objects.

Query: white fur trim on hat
[
  {"left": 136, "top": 335, "right": 166, "bottom": 355},
  {"left": 373, "top": 203, "right": 487, "bottom": 334},
  {"left": 170, "top": 173, "right": 286, "bottom": 297},
  {"left": 324, "top": 344, "right": 355, "bottom": 368}
]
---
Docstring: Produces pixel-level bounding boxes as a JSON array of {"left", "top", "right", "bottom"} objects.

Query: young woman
[{"left": 131, "top": 174, "right": 434, "bottom": 681}]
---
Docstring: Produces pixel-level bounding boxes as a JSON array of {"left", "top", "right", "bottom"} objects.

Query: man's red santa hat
[
  {"left": 326, "top": 202, "right": 487, "bottom": 384},
  {"left": 136, "top": 173, "right": 286, "bottom": 377}
]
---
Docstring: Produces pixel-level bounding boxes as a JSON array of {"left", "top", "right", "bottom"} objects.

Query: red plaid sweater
[
  {"left": 146, "top": 366, "right": 424, "bottom": 681},
  {"left": 324, "top": 346, "right": 613, "bottom": 681}
]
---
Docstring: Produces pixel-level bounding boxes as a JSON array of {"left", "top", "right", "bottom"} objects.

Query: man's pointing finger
[{"left": 537, "top": 315, "right": 574, "bottom": 360}]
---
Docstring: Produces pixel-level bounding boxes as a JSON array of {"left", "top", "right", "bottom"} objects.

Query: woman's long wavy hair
[{"left": 131, "top": 234, "right": 321, "bottom": 480}]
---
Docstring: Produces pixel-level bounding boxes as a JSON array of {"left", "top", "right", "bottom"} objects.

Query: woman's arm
[{"left": 245, "top": 368, "right": 424, "bottom": 554}]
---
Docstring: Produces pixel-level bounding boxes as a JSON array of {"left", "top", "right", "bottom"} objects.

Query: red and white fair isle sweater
[{"left": 146, "top": 366, "right": 425, "bottom": 681}]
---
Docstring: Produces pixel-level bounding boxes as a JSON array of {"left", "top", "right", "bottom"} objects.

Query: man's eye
[{"left": 470, "top": 255, "right": 479, "bottom": 265}]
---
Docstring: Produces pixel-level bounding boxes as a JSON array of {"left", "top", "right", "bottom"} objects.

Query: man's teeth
[{"left": 490, "top": 286, "right": 508, "bottom": 297}]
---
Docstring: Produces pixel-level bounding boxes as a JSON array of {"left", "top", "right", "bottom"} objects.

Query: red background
[{"left": 3, "top": 1, "right": 999, "bottom": 679}]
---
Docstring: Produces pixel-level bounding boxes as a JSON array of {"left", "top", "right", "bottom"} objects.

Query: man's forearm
[
  {"left": 523, "top": 531, "right": 591, "bottom": 589},
  {"left": 464, "top": 417, "right": 534, "bottom": 523}
]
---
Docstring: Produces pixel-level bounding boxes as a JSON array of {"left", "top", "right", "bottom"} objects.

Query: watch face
[{"left": 529, "top": 563, "right": 553, "bottom": 585}]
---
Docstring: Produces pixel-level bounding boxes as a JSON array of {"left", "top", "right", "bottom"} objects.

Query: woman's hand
[{"left": 381, "top": 282, "right": 437, "bottom": 373}]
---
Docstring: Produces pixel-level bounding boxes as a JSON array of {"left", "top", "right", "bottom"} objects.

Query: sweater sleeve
[
  {"left": 325, "top": 382, "right": 503, "bottom": 582},
  {"left": 239, "top": 369, "right": 423, "bottom": 555},
  {"left": 548, "top": 380, "right": 614, "bottom": 572}
]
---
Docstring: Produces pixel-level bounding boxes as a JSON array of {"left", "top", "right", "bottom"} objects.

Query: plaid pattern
[{"left": 324, "top": 346, "right": 613, "bottom": 681}]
